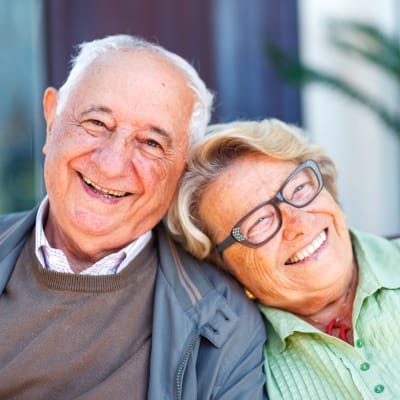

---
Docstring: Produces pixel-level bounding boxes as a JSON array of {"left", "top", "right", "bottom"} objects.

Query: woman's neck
[{"left": 300, "top": 266, "right": 359, "bottom": 344}]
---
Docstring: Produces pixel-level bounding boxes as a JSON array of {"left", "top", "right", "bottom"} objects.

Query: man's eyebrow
[
  {"left": 79, "top": 105, "right": 113, "bottom": 118},
  {"left": 78, "top": 107, "right": 173, "bottom": 143},
  {"left": 149, "top": 125, "right": 173, "bottom": 143}
]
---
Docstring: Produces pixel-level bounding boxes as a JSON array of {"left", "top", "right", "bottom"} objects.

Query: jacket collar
[{"left": 155, "top": 223, "right": 239, "bottom": 348}]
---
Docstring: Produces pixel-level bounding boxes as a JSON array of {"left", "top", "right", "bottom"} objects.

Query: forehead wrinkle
[
  {"left": 205, "top": 168, "right": 251, "bottom": 230},
  {"left": 79, "top": 105, "right": 113, "bottom": 118}
]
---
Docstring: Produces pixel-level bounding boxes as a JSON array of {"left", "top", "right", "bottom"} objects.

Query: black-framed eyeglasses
[{"left": 215, "top": 159, "right": 324, "bottom": 254}]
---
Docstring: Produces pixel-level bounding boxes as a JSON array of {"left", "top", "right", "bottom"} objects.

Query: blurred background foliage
[
  {"left": 1, "top": 1, "right": 398, "bottom": 236},
  {"left": 267, "top": 19, "right": 400, "bottom": 141}
]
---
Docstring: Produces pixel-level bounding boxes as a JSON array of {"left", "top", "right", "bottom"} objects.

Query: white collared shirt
[{"left": 35, "top": 197, "right": 152, "bottom": 275}]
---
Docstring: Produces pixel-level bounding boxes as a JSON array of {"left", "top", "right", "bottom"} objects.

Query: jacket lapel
[{"left": 0, "top": 207, "right": 38, "bottom": 293}]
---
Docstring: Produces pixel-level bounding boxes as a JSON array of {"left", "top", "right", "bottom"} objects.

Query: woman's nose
[{"left": 280, "top": 203, "right": 311, "bottom": 241}]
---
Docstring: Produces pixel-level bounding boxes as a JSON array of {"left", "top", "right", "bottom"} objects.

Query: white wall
[{"left": 298, "top": 0, "right": 400, "bottom": 236}]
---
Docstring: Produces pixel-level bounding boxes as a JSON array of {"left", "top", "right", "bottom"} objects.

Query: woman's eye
[
  {"left": 291, "top": 181, "right": 314, "bottom": 200},
  {"left": 294, "top": 184, "right": 305, "bottom": 193},
  {"left": 246, "top": 214, "right": 274, "bottom": 240}
]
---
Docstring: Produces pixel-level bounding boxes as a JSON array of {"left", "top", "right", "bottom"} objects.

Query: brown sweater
[{"left": 0, "top": 230, "right": 157, "bottom": 400}]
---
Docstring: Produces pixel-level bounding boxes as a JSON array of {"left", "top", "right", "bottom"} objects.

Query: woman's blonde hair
[{"left": 167, "top": 118, "right": 338, "bottom": 269}]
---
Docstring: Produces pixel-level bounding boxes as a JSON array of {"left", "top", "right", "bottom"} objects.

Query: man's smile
[{"left": 80, "top": 173, "right": 129, "bottom": 198}]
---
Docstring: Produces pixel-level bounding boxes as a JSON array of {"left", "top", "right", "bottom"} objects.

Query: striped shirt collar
[{"left": 35, "top": 197, "right": 152, "bottom": 275}]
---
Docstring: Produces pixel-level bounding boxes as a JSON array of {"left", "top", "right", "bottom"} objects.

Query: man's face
[{"left": 42, "top": 49, "right": 195, "bottom": 262}]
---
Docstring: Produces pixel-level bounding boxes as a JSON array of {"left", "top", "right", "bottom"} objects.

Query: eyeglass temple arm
[{"left": 215, "top": 235, "right": 237, "bottom": 255}]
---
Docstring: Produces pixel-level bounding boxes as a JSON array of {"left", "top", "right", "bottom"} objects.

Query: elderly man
[{"left": 0, "top": 35, "right": 267, "bottom": 399}]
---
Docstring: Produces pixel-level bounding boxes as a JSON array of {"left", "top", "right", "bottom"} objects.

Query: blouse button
[
  {"left": 356, "top": 339, "right": 363, "bottom": 348},
  {"left": 374, "top": 384, "right": 384, "bottom": 394},
  {"left": 360, "top": 362, "right": 370, "bottom": 371}
]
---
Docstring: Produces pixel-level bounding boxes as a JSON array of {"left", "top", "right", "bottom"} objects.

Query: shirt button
[
  {"left": 356, "top": 339, "right": 363, "bottom": 348},
  {"left": 374, "top": 384, "right": 384, "bottom": 394},
  {"left": 360, "top": 362, "right": 370, "bottom": 371}
]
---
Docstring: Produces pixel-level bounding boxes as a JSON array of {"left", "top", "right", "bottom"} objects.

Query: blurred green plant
[{"left": 266, "top": 19, "right": 400, "bottom": 141}]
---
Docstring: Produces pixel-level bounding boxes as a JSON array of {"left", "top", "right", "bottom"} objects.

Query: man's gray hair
[{"left": 57, "top": 34, "right": 214, "bottom": 143}]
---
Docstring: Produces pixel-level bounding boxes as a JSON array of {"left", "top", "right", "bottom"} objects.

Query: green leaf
[{"left": 265, "top": 20, "right": 400, "bottom": 140}]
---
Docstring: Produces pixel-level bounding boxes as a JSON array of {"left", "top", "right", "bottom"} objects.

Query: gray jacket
[{"left": 0, "top": 207, "right": 268, "bottom": 399}]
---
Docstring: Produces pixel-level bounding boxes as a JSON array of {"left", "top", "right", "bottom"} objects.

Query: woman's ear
[{"left": 42, "top": 87, "right": 58, "bottom": 154}]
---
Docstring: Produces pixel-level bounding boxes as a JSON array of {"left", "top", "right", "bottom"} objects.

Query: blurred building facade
[
  {"left": 1, "top": 0, "right": 399, "bottom": 236},
  {"left": 299, "top": 0, "right": 400, "bottom": 236},
  {"left": 0, "top": 0, "right": 300, "bottom": 212}
]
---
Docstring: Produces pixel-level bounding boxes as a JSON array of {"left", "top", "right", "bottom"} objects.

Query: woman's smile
[{"left": 285, "top": 229, "right": 327, "bottom": 265}]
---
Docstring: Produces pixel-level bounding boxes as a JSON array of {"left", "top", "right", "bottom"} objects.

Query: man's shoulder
[
  {"left": 0, "top": 207, "right": 37, "bottom": 247},
  {"left": 155, "top": 222, "right": 263, "bottom": 321},
  {"left": 0, "top": 209, "right": 32, "bottom": 227}
]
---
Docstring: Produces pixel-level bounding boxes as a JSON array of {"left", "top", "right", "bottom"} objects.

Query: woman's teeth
[{"left": 286, "top": 230, "right": 326, "bottom": 265}]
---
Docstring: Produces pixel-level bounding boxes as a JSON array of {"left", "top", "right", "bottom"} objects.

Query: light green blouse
[{"left": 259, "top": 229, "right": 400, "bottom": 399}]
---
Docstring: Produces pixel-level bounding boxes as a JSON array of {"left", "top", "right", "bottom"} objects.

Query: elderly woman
[{"left": 167, "top": 118, "right": 400, "bottom": 399}]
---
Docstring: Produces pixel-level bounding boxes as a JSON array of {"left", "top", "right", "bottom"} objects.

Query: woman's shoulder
[
  {"left": 350, "top": 228, "right": 400, "bottom": 252},
  {"left": 351, "top": 228, "right": 400, "bottom": 281}
]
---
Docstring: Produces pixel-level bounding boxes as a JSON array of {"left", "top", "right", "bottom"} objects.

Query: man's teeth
[
  {"left": 82, "top": 176, "right": 127, "bottom": 198},
  {"left": 286, "top": 230, "right": 326, "bottom": 265}
]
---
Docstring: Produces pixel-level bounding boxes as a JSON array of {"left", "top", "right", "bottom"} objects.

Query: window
[{"left": 0, "top": 0, "right": 46, "bottom": 213}]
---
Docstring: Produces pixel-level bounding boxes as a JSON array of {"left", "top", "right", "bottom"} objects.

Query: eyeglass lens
[{"left": 239, "top": 165, "right": 320, "bottom": 246}]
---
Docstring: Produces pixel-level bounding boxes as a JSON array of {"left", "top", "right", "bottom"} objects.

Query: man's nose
[{"left": 91, "top": 134, "right": 134, "bottom": 178}]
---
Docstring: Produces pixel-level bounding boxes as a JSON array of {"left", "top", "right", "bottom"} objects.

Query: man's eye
[
  {"left": 81, "top": 119, "right": 109, "bottom": 137},
  {"left": 89, "top": 119, "right": 106, "bottom": 127},
  {"left": 145, "top": 139, "right": 161, "bottom": 148},
  {"left": 136, "top": 137, "right": 166, "bottom": 159}
]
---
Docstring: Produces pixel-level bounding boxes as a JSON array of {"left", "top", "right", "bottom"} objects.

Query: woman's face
[{"left": 198, "top": 153, "right": 355, "bottom": 316}]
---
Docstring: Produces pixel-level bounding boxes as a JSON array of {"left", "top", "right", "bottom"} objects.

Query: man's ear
[{"left": 42, "top": 87, "right": 58, "bottom": 154}]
